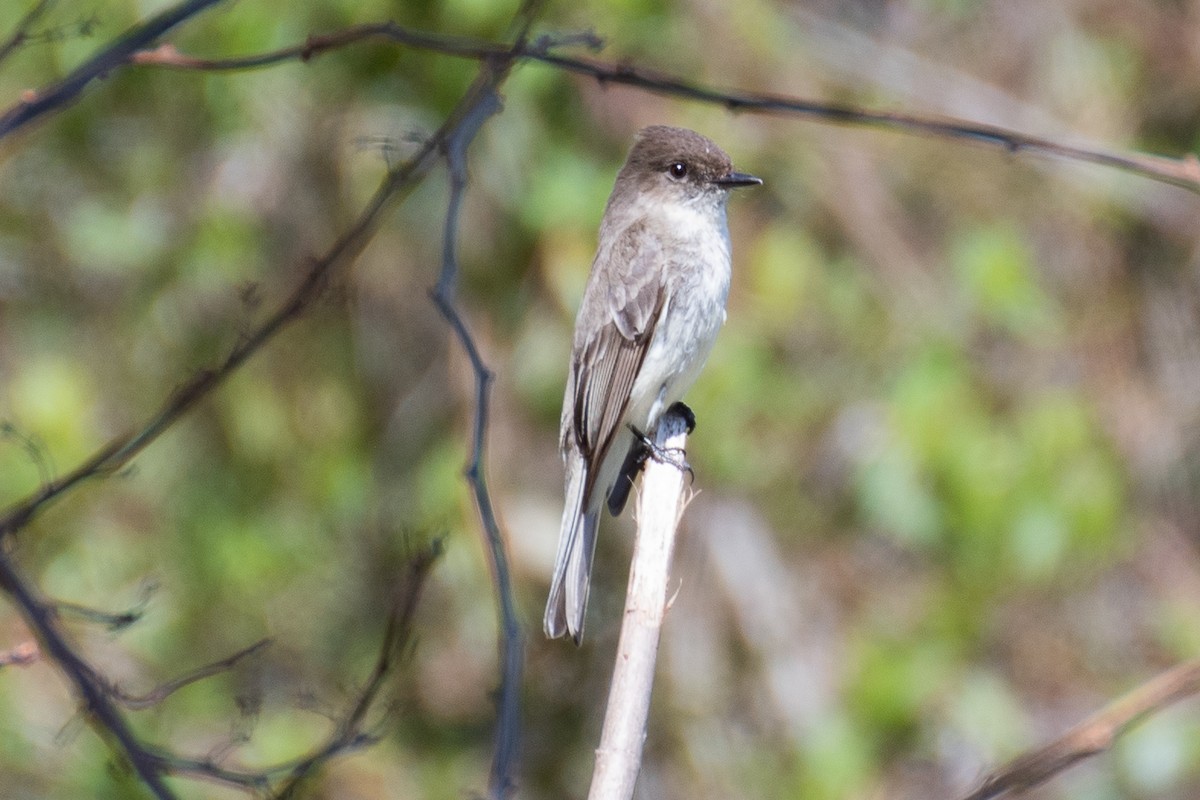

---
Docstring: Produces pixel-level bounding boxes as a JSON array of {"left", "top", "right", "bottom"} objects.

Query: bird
[{"left": 544, "top": 125, "right": 761, "bottom": 643}]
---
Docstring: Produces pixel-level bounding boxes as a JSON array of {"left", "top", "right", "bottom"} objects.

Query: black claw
[{"left": 668, "top": 401, "right": 696, "bottom": 434}]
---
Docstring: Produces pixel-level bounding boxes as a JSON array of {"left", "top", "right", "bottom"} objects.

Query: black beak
[{"left": 713, "top": 171, "right": 762, "bottom": 188}]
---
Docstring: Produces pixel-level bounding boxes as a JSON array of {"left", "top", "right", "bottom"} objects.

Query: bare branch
[
  {"left": 126, "top": 21, "right": 1200, "bottom": 193},
  {"left": 531, "top": 52, "right": 1200, "bottom": 194},
  {"left": 0, "top": 550, "right": 177, "bottom": 798},
  {"left": 0, "top": 0, "right": 228, "bottom": 140},
  {"left": 269, "top": 539, "right": 442, "bottom": 799},
  {"left": 960, "top": 657, "right": 1200, "bottom": 800}
]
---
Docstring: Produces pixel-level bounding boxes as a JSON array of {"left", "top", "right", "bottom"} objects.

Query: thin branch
[
  {"left": 960, "top": 657, "right": 1200, "bottom": 800},
  {"left": 0, "top": 85, "right": 447, "bottom": 543},
  {"left": 114, "top": 639, "right": 271, "bottom": 711},
  {"left": 531, "top": 52, "right": 1200, "bottom": 193},
  {"left": 424, "top": 5, "right": 545, "bottom": 795},
  {"left": 0, "top": 0, "right": 227, "bottom": 140},
  {"left": 130, "top": 22, "right": 598, "bottom": 72},
  {"left": 269, "top": 539, "right": 442, "bottom": 799},
  {"left": 128, "top": 22, "right": 1200, "bottom": 193},
  {"left": 54, "top": 581, "right": 157, "bottom": 632},
  {"left": 0, "top": 0, "right": 55, "bottom": 68},
  {"left": 0, "top": 550, "right": 176, "bottom": 799},
  {"left": 588, "top": 409, "right": 692, "bottom": 800}
]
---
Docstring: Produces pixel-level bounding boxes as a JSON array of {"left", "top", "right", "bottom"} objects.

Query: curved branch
[
  {"left": 960, "top": 657, "right": 1200, "bottom": 800},
  {"left": 425, "top": 7, "right": 546, "bottom": 797}
]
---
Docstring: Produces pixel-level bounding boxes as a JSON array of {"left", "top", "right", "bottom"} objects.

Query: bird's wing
[{"left": 567, "top": 221, "right": 667, "bottom": 504}]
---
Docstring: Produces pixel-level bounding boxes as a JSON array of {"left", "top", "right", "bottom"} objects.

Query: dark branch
[
  {"left": 423, "top": 5, "right": 545, "bottom": 796},
  {"left": 0, "top": 550, "right": 177, "bottom": 798},
  {"left": 0, "top": 0, "right": 228, "bottom": 140},
  {"left": 53, "top": 581, "right": 158, "bottom": 632},
  {"left": 0, "top": 0, "right": 55, "bottom": 67},
  {"left": 129, "top": 23, "right": 601, "bottom": 72}
]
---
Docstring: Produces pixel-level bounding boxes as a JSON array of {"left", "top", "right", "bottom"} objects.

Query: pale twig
[
  {"left": 588, "top": 408, "right": 691, "bottom": 800},
  {"left": 0, "top": 639, "right": 39, "bottom": 668},
  {"left": 960, "top": 657, "right": 1200, "bottom": 800}
]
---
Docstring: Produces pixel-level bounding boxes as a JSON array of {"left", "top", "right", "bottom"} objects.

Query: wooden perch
[{"left": 588, "top": 408, "right": 691, "bottom": 800}]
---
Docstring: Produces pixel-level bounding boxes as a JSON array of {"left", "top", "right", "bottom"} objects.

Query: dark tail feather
[{"left": 606, "top": 436, "right": 648, "bottom": 516}]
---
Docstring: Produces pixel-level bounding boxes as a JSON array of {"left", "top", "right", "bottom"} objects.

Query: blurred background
[{"left": 2, "top": 0, "right": 1200, "bottom": 798}]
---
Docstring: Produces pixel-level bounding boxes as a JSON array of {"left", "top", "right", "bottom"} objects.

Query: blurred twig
[
  {"left": 960, "top": 657, "right": 1200, "bottom": 800},
  {"left": 131, "top": 23, "right": 602, "bottom": 72},
  {"left": 129, "top": 21, "right": 1200, "bottom": 194},
  {"left": 114, "top": 639, "right": 271, "bottom": 711},
  {"left": 54, "top": 581, "right": 158, "bottom": 632},
  {"left": 0, "top": 0, "right": 226, "bottom": 140},
  {"left": 0, "top": 0, "right": 54, "bottom": 68},
  {"left": 270, "top": 539, "right": 442, "bottom": 799}
]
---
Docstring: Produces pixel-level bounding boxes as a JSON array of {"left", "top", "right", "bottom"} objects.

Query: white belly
[{"left": 626, "top": 223, "right": 731, "bottom": 433}]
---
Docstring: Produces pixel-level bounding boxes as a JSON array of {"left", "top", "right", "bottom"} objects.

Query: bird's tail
[{"left": 544, "top": 455, "right": 599, "bottom": 644}]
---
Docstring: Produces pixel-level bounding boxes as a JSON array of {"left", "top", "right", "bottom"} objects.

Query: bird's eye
[{"left": 668, "top": 162, "right": 688, "bottom": 179}]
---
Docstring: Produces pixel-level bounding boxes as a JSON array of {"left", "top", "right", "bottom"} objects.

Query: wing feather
[{"left": 566, "top": 222, "right": 667, "bottom": 506}]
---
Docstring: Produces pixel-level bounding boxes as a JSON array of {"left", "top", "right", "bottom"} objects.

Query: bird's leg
[{"left": 627, "top": 407, "right": 695, "bottom": 482}]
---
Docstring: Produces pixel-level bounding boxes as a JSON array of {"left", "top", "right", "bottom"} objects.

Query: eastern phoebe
[{"left": 544, "top": 125, "right": 761, "bottom": 643}]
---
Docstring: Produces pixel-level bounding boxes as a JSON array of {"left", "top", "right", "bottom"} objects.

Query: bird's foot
[{"left": 627, "top": 423, "right": 693, "bottom": 481}]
